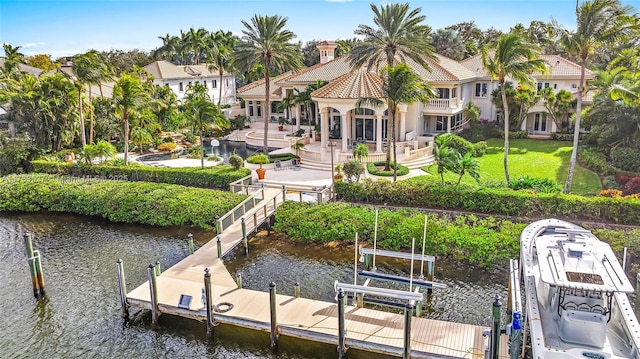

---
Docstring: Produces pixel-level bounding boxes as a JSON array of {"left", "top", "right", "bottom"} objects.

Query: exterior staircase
[{"left": 299, "top": 154, "right": 434, "bottom": 171}]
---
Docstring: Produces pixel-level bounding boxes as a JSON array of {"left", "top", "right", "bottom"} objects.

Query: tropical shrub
[
  {"left": 342, "top": 160, "right": 364, "bottom": 183},
  {"left": 82, "top": 141, "right": 117, "bottom": 164},
  {"left": 186, "top": 145, "right": 202, "bottom": 159},
  {"left": 246, "top": 153, "right": 270, "bottom": 166},
  {"left": 602, "top": 176, "right": 621, "bottom": 190},
  {"left": 334, "top": 176, "right": 640, "bottom": 225},
  {"left": 367, "top": 162, "right": 410, "bottom": 177},
  {"left": 510, "top": 175, "right": 560, "bottom": 193},
  {"left": 611, "top": 147, "right": 640, "bottom": 173},
  {"left": 579, "top": 147, "right": 617, "bottom": 175},
  {"left": 30, "top": 160, "right": 250, "bottom": 189},
  {"left": 0, "top": 137, "right": 38, "bottom": 175},
  {"left": 0, "top": 174, "right": 246, "bottom": 229},
  {"left": 550, "top": 133, "right": 574, "bottom": 141},
  {"left": 622, "top": 177, "right": 640, "bottom": 196},
  {"left": 273, "top": 202, "right": 524, "bottom": 268},
  {"left": 157, "top": 142, "right": 177, "bottom": 152},
  {"left": 352, "top": 143, "right": 369, "bottom": 162},
  {"left": 599, "top": 189, "right": 622, "bottom": 198},
  {"left": 446, "top": 134, "right": 474, "bottom": 157},
  {"left": 162, "top": 136, "right": 175, "bottom": 143},
  {"left": 228, "top": 153, "right": 244, "bottom": 170},
  {"left": 472, "top": 141, "right": 487, "bottom": 157},
  {"left": 616, "top": 173, "right": 635, "bottom": 186}
]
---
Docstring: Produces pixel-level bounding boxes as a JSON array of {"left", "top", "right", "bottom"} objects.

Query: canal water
[{"left": 0, "top": 213, "right": 506, "bottom": 358}]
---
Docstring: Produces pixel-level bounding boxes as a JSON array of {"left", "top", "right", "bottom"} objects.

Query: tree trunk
[
  {"left": 563, "top": 59, "right": 586, "bottom": 194},
  {"left": 218, "top": 70, "right": 223, "bottom": 107},
  {"left": 124, "top": 113, "right": 130, "bottom": 165},
  {"left": 501, "top": 82, "right": 511, "bottom": 186},
  {"left": 89, "top": 87, "right": 94, "bottom": 144},
  {"left": 392, "top": 112, "right": 397, "bottom": 182},
  {"left": 263, "top": 57, "right": 271, "bottom": 153},
  {"left": 200, "top": 125, "right": 205, "bottom": 169},
  {"left": 78, "top": 89, "right": 86, "bottom": 148}
]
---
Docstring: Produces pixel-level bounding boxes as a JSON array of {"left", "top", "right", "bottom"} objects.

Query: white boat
[{"left": 520, "top": 218, "right": 640, "bottom": 359}]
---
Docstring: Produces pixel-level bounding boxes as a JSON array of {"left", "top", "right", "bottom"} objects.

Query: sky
[{"left": 1, "top": 0, "right": 639, "bottom": 58}]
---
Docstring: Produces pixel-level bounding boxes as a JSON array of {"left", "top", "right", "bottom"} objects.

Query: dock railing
[{"left": 217, "top": 187, "right": 267, "bottom": 232}]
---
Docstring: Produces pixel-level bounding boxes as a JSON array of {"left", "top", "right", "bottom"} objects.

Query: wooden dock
[{"left": 125, "top": 186, "right": 510, "bottom": 358}]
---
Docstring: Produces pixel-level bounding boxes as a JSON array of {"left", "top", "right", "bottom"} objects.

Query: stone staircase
[
  {"left": 224, "top": 128, "right": 254, "bottom": 142},
  {"left": 299, "top": 154, "right": 434, "bottom": 171}
]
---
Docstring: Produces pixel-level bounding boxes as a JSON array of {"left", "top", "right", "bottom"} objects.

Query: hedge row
[
  {"left": 334, "top": 176, "right": 640, "bottom": 225},
  {"left": 0, "top": 174, "right": 247, "bottom": 229},
  {"left": 30, "top": 160, "right": 251, "bottom": 189},
  {"left": 273, "top": 201, "right": 524, "bottom": 268}
]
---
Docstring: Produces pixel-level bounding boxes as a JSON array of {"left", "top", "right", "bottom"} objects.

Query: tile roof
[
  {"left": 460, "top": 53, "right": 593, "bottom": 79},
  {"left": 0, "top": 59, "right": 44, "bottom": 76},
  {"left": 311, "top": 70, "right": 384, "bottom": 99},
  {"left": 236, "top": 71, "right": 293, "bottom": 97},
  {"left": 276, "top": 56, "right": 353, "bottom": 84},
  {"left": 143, "top": 60, "right": 230, "bottom": 80},
  {"left": 407, "top": 54, "right": 477, "bottom": 82}
]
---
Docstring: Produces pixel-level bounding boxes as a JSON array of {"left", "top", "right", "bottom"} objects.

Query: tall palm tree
[
  {"left": 113, "top": 73, "right": 149, "bottom": 165},
  {"left": 356, "top": 63, "right": 434, "bottom": 181},
  {"left": 348, "top": 2, "right": 436, "bottom": 176},
  {"left": 183, "top": 83, "right": 230, "bottom": 168},
  {"left": 72, "top": 50, "right": 104, "bottom": 147},
  {"left": 1, "top": 43, "right": 25, "bottom": 76},
  {"left": 430, "top": 133, "right": 460, "bottom": 185},
  {"left": 481, "top": 32, "right": 547, "bottom": 185},
  {"left": 234, "top": 14, "right": 304, "bottom": 153},
  {"left": 207, "top": 30, "right": 237, "bottom": 106},
  {"left": 555, "top": 0, "right": 639, "bottom": 193}
]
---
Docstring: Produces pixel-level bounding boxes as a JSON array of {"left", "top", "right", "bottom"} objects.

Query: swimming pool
[{"left": 138, "top": 140, "right": 249, "bottom": 164}]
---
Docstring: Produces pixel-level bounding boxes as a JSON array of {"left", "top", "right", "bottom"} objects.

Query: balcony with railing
[{"left": 423, "top": 97, "right": 463, "bottom": 114}]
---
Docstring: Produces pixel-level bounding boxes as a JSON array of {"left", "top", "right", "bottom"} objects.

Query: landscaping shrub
[
  {"left": 611, "top": 147, "right": 640, "bottom": 173},
  {"left": 157, "top": 142, "right": 177, "bottom": 152},
  {"left": 579, "top": 147, "right": 617, "bottom": 175},
  {"left": 367, "top": 161, "right": 410, "bottom": 177},
  {"left": 622, "top": 177, "right": 640, "bottom": 196},
  {"left": 510, "top": 175, "right": 560, "bottom": 193},
  {"left": 599, "top": 189, "right": 622, "bottom": 198},
  {"left": 228, "top": 154, "right": 244, "bottom": 170},
  {"left": 472, "top": 141, "right": 487, "bottom": 157},
  {"left": 343, "top": 160, "right": 365, "bottom": 183},
  {"left": 334, "top": 176, "right": 640, "bottom": 225},
  {"left": 30, "top": 160, "right": 250, "bottom": 189},
  {"left": 616, "top": 173, "right": 635, "bottom": 186},
  {"left": 0, "top": 174, "right": 247, "bottom": 229},
  {"left": 0, "top": 136, "right": 39, "bottom": 175},
  {"left": 273, "top": 201, "right": 523, "bottom": 268},
  {"left": 550, "top": 133, "right": 574, "bottom": 141},
  {"left": 602, "top": 176, "right": 621, "bottom": 190},
  {"left": 444, "top": 134, "right": 474, "bottom": 157}
]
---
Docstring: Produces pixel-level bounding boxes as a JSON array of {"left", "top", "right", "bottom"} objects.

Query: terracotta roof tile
[
  {"left": 460, "top": 53, "right": 593, "bottom": 79},
  {"left": 236, "top": 71, "right": 293, "bottom": 97},
  {"left": 311, "top": 70, "right": 384, "bottom": 99},
  {"left": 143, "top": 60, "right": 231, "bottom": 80},
  {"left": 276, "top": 56, "right": 353, "bottom": 84}
]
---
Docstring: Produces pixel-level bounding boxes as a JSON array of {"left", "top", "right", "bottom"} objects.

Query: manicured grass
[{"left": 423, "top": 138, "right": 602, "bottom": 195}]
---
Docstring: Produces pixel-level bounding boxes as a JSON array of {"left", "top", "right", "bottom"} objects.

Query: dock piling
[
  {"left": 216, "top": 236, "right": 222, "bottom": 258},
  {"left": 490, "top": 295, "right": 502, "bottom": 359},
  {"left": 154, "top": 261, "right": 161, "bottom": 276},
  {"left": 337, "top": 288, "right": 347, "bottom": 358},
  {"left": 269, "top": 282, "right": 278, "bottom": 348},
  {"left": 33, "top": 250, "right": 46, "bottom": 298},
  {"left": 187, "top": 233, "right": 194, "bottom": 254},
  {"left": 294, "top": 282, "right": 300, "bottom": 298},
  {"left": 403, "top": 303, "right": 413, "bottom": 359},
  {"left": 23, "top": 233, "right": 42, "bottom": 299},
  {"left": 147, "top": 264, "right": 159, "bottom": 324},
  {"left": 241, "top": 218, "right": 248, "bottom": 255},
  {"left": 204, "top": 268, "right": 214, "bottom": 335},
  {"left": 236, "top": 273, "right": 242, "bottom": 289},
  {"left": 116, "top": 259, "right": 129, "bottom": 318},
  {"left": 426, "top": 261, "right": 435, "bottom": 295}
]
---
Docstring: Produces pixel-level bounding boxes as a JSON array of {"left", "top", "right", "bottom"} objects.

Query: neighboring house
[
  {"left": 236, "top": 41, "right": 591, "bottom": 152},
  {"left": 0, "top": 59, "right": 44, "bottom": 136},
  {"left": 460, "top": 54, "right": 594, "bottom": 135},
  {"left": 144, "top": 60, "right": 236, "bottom": 104}
]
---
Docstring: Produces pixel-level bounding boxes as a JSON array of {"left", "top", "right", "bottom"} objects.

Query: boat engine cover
[{"left": 559, "top": 309, "right": 606, "bottom": 348}]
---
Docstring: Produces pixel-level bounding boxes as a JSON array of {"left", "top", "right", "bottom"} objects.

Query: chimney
[{"left": 316, "top": 40, "right": 338, "bottom": 64}]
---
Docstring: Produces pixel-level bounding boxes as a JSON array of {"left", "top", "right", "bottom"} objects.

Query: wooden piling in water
[
  {"left": 269, "top": 282, "right": 278, "bottom": 348},
  {"left": 33, "top": 250, "right": 46, "bottom": 298},
  {"left": 403, "top": 303, "right": 413, "bottom": 359},
  {"left": 187, "top": 233, "right": 194, "bottom": 255},
  {"left": 23, "top": 233, "right": 40, "bottom": 299},
  {"left": 337, "top": 288, "right": 347, "bottom": 358},
  {"left": 204, "top": 268, "right": 214, "bottom": 335},
  {"left": 147, "top": 264, "right": 159, "bottom": 324},
  {"left": 241, "top": 218, "right": 248, "bottom": 255},
  {"left": 116, "top": 259, "right": 129, "bottom": 318}
]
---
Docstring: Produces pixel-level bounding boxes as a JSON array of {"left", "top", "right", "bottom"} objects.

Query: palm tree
[
  {"left": 462, "top": 101, "right": 481, "bottom": 124},
  {"left": 481, "top": 32, "right": 547, "bottom": 185},
  {"left": 554, "top": 0, "right": 639, "bottom": 193},
  {"left": 130, "top": 128, "right": 152, "bottom": 154},
  {"left": 357, "top": 63, "right": 434, "bottom": 181},
  {"left": 183, "top": 93, "right": 229, "bottom": 169},
  {"left": 348, "top": 2, "right": 436, "bottom": 179},
  {"left": 207, "top": 30, "right": 237, "bottom": 106},
  {"left": 234, "top": 14, "right": 304, "bottom": 153},
  {"left": 431, "top": 133, "right": 460, "bottom": 185},
  {"left": 72, "top": 50, "right": 105, "bottom": 147},
  {"left": 113, "top": 73, "right": 149, "bottom": 165},
  {"left": 456, "top": 152, "right": 481, "bottom": 185},
  {"left": 1, "top": 43, "right": 25, "bottom": 76},
  {"left": 348, "top": 3, "right": 435, "bottom": 71}
]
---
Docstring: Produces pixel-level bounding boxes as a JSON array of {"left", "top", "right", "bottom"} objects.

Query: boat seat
[{"left": 559, "top": 309, "right": 606, "bottom": 348}]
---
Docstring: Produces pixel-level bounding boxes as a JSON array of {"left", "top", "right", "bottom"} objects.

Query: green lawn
[{"left": 424, "top": 138, "right": 602, "bottom": 195}]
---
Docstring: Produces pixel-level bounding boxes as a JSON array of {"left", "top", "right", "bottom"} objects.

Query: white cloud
[{"left": 21, "top": 42, "right": 46, "bottom": 48}]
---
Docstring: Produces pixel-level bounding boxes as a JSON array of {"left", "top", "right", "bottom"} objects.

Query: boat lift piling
[
  {"left": 116, "top": 259, "right": 129, "bottom": 318},
  {"left": 23, "top": 233, "right": 46, "bottom": 299},
  {"left": 269, "top": 282, "right": 278, "bottom": 348},
  {"left": 241, "top": 218, "right": 248, "bottom": 255},
  {"left": 187, "top": 233, "right": 194, "bottom": 255},
  {"left": 490, "top": 295, "right": 502, "bottom": 359},
  {"left": 147, "top": 264, "right": 159, "bottom": 324},
  {"left": 337, "top": 288, "right": 347, "bottom": 358},
  {"left": 204, "top": 268, "right": 214, "bottom": 334}
]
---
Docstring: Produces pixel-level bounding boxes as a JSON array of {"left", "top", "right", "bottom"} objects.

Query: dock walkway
[{"left": 126, "top": 186, "right": 509, "bottom": 358}]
